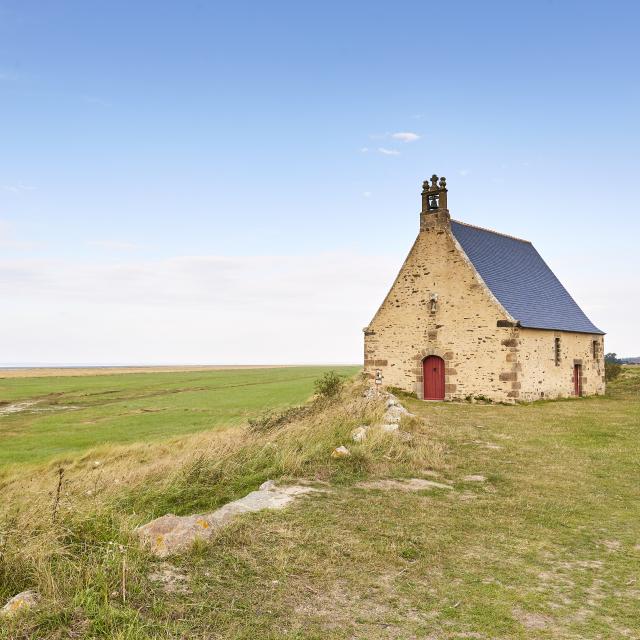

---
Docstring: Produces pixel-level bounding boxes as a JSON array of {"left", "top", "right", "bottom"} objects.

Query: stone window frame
[{"left": 413, "top": 348, "right": 455, "bottom": 400}]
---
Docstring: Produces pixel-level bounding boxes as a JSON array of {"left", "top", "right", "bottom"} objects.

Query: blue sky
[{"left": 1, "top": 0, "right": 638, "bottom": 364}]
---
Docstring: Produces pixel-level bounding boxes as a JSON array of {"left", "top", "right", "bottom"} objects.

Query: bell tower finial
[
  {"left": 420, "top": 174, "right": 450, "bottom": 231},
  {"left": 421, "top": 174, "right": 448, "bottom": 213}
]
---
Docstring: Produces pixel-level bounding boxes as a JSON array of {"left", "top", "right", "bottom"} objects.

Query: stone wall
[
  {"left": 517, "top": 329, "right": 605, "bottom": 399},
  {"left": 363, "top": 210, "right": 605, "bottom": 402}
]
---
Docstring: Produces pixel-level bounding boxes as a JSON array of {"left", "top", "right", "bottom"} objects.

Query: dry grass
[{"left": 0, "top": 379, "right": 445, "bottom": 638}]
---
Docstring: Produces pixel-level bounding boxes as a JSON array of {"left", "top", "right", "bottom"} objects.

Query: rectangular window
[
  {"left": 554, "top": 337, "right": 561, "bottom": 366},
  {"left": 592, "top": 340, "right": 598, "bottom": 359}
]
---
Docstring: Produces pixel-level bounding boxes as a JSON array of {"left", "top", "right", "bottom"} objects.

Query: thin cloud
[
  {"left": 88, "top": 240, "right": 144, "bottom": 251},
  {"left": 377, "top": 147, "right": 400, "bottom": 156},
  {"left": 0, "top": 220, "right": 37, "bottom": 250},
  {"left": 391, "top": 132, "right": 420, "bottom": 143},
  {"left": 1, "top": 183, "right": 35, "bottom": 194},
  {"left": 0, "top": 252, "right": 400, "bottom": 364},
  {"left": 81, "top": 95, "right": 112, "bottom": 107}
]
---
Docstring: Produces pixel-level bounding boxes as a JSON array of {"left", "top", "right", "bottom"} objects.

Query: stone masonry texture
[{"left": 363, "top": 208, "right": 605, "bottom": 402}]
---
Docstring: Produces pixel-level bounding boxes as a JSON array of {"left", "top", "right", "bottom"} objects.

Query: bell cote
[{"left": 420, "top": 174, "right": 451, "bottom": 231}]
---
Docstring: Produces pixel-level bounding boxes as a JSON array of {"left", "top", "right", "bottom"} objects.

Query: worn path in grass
[{"left": 0, "top": 366, "right": 358, "bottom": 467}]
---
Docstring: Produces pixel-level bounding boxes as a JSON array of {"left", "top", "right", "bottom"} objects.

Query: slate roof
[{"left": 450, "top": 220, "right": 604, "bottom": 335}]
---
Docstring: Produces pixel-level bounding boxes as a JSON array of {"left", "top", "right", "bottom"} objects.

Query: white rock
[
  {"left": 386, "top": 395, "right": 399, "bottom": 407},
  {"left": 351, "top": 426, "right": 368, "bottom": 442},
  {"left": 259, "top": 479, "right": 276, "bottom": 491},
  {"left": 136, "top": 484, "right": 320, "bottom": 557},
  {"left": 381, "top": 423, "right": 399, "bottom": 433},
  {"left": 1, "top": 590, "right": 40, "bottom": 617},
  {"left": 331, "top": 445, "right": 351, "bottom": 458},
  {"left": 463, "top": 474, "right": 487, "bottom": 482},
  {"left": 384, "top": 405, "right": 415, "bottom": 424}
]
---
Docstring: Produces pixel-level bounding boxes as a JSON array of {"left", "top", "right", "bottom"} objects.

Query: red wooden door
[
  {"left": 574, "top": 364, "right": 582, "bottom": 396},
  {"left": 423, "top": 356, "right": 445, "bottom": 400}
]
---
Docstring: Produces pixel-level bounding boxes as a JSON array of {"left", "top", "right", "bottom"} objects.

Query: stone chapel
[{"left": 363, "top": 175, "right": 605, "bottom": 402}]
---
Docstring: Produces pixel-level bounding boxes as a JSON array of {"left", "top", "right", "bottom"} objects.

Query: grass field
[
  {"left": 0, "top": 366, "right": 359, "bottom": 468},
  {"left": 1, "top": 367, "right": 639, "bottom": 639}
]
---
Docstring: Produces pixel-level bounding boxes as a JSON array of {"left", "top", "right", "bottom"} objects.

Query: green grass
[
  {"left": 1, "top": 367, "right": 639, "bottom": 639},
  {"left": 0, "top": 366, "right": 359, "bottom": 467}
]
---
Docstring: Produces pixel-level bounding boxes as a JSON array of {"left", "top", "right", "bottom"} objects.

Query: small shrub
[
  {"left": 605, "top": 361, "right": 622, "bottom": 382},
  {"left": 314, "top": 371, "right": 345, "bottom": 398}
]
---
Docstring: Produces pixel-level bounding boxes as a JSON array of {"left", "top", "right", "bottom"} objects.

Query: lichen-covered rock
[
  {"left": 136, "top": 483, "right": 319, "bottom": 557},
  {"left": 1, "top": 590, "right": 40, "bottom": 617},
  {"left": 362, "top": 387, "right": 379, "bottom": 400},
  {"left": 384, "top": 405, "right": 412, "bottom": 423}
]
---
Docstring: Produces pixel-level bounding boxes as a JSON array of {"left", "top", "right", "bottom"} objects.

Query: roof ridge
[{"left": 451, "top": 219, "right": 531, "bottom": 244}]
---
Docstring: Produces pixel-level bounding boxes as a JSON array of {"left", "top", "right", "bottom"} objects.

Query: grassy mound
[{"left": 0, "top": 379, "right": 444, "bottom": 638}]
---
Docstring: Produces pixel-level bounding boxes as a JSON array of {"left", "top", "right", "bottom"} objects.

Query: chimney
[{"left": 420, "top": 174, "right": 450, "bottom": 231}]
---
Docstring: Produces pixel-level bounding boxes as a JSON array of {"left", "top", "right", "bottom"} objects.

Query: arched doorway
[{"left": 423, "top": 355, "right": 445, "bottom": 400}]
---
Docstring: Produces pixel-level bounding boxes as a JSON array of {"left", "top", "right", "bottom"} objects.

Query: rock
[
  {"left": 463, "top": 474, "right": 487, "bottom": 482},
  {"left": 357, "top": 478, "right": 452, "bottom": 492},
  {"left": 1, "top": 590, "right": 40, "bottom": 617},
  {"left": 362, "top": 387, "right": 378, "bottom": 400},
  {"left": 386, "top": 395, "right": 399, "bottom": 407},
  {"left": 381, "top": 423, "right": 399, "bottom": 433},
  {"left": 384, "top": 405, "right": 410, "bottom": 422},
  {"left": 351, "top": 426, "right": 368, "bottom": 442},
  {"left": 259, "top": 479, "right": 276, "bottom": 491},
  {"left": 383, "top": 404, "right": 416, "bottom": 425},
  {"left": 331, "top": 445, "right": 351, "bottom": 458},
  {"left": 136, "top": 484, "right": 320, "bottom": 557}
]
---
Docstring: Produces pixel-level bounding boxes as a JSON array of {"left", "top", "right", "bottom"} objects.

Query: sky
[{"left": 1, "top": 0, "right": 639, "bottom": 365}]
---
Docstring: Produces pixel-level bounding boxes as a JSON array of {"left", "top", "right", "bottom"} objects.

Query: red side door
[
  {"left": 574, "top": 364, "right": 582, "bottom": 396},
  {"left": 423, "top": 356, "right": 445, "bottom": 400}
]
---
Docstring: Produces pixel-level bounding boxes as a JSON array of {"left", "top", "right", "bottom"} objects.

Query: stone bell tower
[{"left": 420, "top": 174, "right": 450, "bottom": 231}]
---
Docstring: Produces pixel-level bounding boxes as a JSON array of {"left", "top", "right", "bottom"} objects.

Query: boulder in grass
[
  {"left": 136, "top": 483, "right": 320, "bottom": 558},
  {"left": 1, "top": 590, "right": 40, "bottom": 617},
  {"left": 331, "top": 445, "right": 351, "bottom": 458}
]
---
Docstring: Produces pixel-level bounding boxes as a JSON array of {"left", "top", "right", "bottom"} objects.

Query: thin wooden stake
[{"left": 52, "top": 467, "right": 64, "bottom": 522}]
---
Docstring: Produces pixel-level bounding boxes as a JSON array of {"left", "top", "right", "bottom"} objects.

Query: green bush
[{"left": 314, "top": 370, "right": 345, "bottom": 398}]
